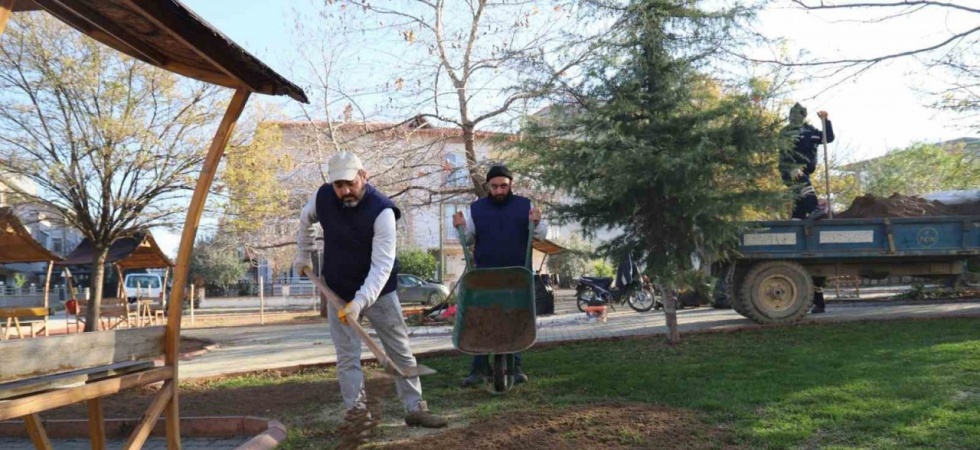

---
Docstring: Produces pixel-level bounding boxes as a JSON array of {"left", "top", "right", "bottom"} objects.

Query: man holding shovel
[
  {"left": 293, "top": 151, "right": 448, "bottom": 430},
  {"left": 779, "top": 103, "right": 836, "bottom": 314},
  {"left": 780, "top": 103, "right": 834, "bottom": 220}
]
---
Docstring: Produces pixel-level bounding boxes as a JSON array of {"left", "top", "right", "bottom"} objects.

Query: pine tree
[{"left": 515, "top": 0, "right": 785, "bottom": 342}]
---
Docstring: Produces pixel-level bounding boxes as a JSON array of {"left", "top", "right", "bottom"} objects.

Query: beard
[
  {"left": 341, "top": 189, "right": 363, "bottom": 208},
  {"left": 491, "top": 191, "right": 513, "bottom": 204}
]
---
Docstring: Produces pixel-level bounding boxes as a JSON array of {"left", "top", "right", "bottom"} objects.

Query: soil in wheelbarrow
[
  {"left": 458, "top": 305, "right": 535, "bottom": 352},
  {"left": 383, "top": 403, "right": 737, "bottom": 450}
]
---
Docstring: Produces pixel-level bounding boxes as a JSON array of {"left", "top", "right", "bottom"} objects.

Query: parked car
[
  {"left": 397, "top": 274, "right": 449, "bottom": 305},
  {"left": 123, "top": 273, "right": 163, "bottom": 302}
]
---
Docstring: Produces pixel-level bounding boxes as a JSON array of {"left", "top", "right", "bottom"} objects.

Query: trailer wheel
[
  {"left": 728, "top": 268, "right": 748, "bottom": 316},
  {"left": 736, "top": 261, "right": 813, "bottom": 324}
]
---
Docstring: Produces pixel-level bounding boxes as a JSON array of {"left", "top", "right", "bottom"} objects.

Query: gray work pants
[{"left": 328, "top": 291, "right": 424, "bottom": 412}]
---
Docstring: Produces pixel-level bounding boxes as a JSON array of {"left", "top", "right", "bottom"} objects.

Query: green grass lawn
[{"left": 203, "top": 318, "right": 980, "bottom": 449}]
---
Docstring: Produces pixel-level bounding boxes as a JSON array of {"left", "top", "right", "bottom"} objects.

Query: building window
[
  {"left": 51, "top": 237, "right": 63, "bottom": 254},
  {"left": 34, "top": 230, "right": 49, "bottom": 248},
  {"left": 444, "top": 153, "right": 468, "bottom": 188}
]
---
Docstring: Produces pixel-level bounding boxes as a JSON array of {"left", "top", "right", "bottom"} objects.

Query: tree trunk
[
  {"left": 664, "top": 286, "right": 680, "bottom": 345},
  {"left": 84, "top": 247, "right": 109, "bottom": 332}
]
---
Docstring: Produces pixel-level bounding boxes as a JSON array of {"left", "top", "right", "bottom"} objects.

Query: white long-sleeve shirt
[
  {"left": 296, "top": 193, "right": 396, "bottom": 309},
  {"left": 458, "top": 204, "right": 549, "bottom": 245}
]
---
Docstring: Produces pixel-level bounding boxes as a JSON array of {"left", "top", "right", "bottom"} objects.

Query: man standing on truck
[
  {"left": 780, "top": 103, "right": 834, "bottom": 220},
  {"left": 780, "top": 104, "right": 833, "bottom": 313},
  {"left": 292, "top": 151, "right": 448, "bottom": 432},
  {"left": 453, "top": 165, "right": 548, "bottom": 387}
]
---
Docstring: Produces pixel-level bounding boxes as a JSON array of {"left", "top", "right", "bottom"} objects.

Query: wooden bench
[
  {"left": 0, "top": 326, "right": 170, "bottom": 449},
  {"left": 0, "top": 308, "right": 49, "bottom": 341}
]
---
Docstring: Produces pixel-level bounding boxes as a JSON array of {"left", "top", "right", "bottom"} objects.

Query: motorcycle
[{"left": 576, "top": 254, "right": 663, "bottom": 313}]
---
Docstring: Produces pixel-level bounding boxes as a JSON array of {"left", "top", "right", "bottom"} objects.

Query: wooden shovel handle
[{"left": 302, "top": 268, "right": 401, "bottom": 374}]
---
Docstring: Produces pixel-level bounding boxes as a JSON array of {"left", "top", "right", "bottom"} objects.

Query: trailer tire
[
  {"left": 729, "top": 268, "right": 748, "bottom": 316},
  {"left": 736, "top": 261, "right": 813, "bottom": 324}
]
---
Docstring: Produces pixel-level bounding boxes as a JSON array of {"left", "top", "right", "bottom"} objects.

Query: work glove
[
  {"left": 292, "top": 254, "right": 314, "bottom": 279},
  {"left": 337, "top": 299, "right": 364, "bottom": 326}
]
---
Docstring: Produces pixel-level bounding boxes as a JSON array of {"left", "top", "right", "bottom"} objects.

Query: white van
[{"left": 123, "top": 273, "right": 164, "bottom": 302}]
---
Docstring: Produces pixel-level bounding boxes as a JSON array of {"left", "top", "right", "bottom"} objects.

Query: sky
[{"left": 149, "top": 0, "right": 978, "bottom": 257}]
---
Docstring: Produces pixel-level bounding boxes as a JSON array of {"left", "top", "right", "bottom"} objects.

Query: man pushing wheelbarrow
[{"left": 453, "top": 165, "right": 548, "bottom": 391}]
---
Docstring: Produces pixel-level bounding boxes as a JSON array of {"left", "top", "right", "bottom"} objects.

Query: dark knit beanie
[{"left": 486, "top": 165, "right": 512, "bottom": 182}]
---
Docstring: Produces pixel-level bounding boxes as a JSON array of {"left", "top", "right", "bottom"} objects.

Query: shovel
[{"left": 303, "top": 268, "right": 436, "bottom": 378}]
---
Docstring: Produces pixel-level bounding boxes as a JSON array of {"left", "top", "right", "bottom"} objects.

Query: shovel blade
[{"left": 384, "top": 363, "right": 437, "bottom": 378}]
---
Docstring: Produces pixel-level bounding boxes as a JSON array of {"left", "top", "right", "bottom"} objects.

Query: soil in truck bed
[{"left": 835, "top": 193, "right": 980, "bottom": 219}]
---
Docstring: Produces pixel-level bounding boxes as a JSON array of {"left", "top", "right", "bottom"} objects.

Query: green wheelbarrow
[{"left": 452, "top": 222, "right": 537, "bottom": 394}]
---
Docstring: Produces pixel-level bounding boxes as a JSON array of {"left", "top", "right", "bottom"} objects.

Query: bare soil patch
[{"left": 380, "top": 403, "right": 737, "bottom": 450}]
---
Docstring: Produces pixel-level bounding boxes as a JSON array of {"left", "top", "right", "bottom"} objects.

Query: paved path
[{"left": 180, "top": 299, "right": 980, "bottom": 380}]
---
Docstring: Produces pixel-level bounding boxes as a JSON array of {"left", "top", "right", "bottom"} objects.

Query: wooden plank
[
  {"left": 0, "top": 367, "right": 173, "bottom": 421},
  {"left": 0, "top": 361, "right": 155, "bottom": 401},
  {"left": 123, "top": 382, "right": 172, "bottom": 450},
  {"left": 121, "top": 0, "right": 255, "bottom": 91},
  {"left": 32, "top": 0, "right": 168, "bottom": 67},
  {"left": 24, "top": 413, "right": 52, "bottom": 450},
  {"left": 88, "top": 398, "right": 107, "bottom": 450},
  {"left": 0, "top": 308, "right": 48, "bottom": 319},
  {"left": 0, "top": 327, "right": 165, "bottom": 383}
]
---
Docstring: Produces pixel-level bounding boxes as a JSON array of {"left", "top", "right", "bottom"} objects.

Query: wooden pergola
[
  {"left": 0, "top": 1, "right": 307, "bottom": 449},
  {"left": 0, "top": 207, "right": 63, "bottom": 338},
  {"left": 59, "top": 232, "right": 175, "bottom": 300}
]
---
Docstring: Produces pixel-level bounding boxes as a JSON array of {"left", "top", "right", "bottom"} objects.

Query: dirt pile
[
  {"left": 835, "top": 193, "right": 980, "bottom": 219},
  {"left": 384, "top": 403, "right": 736, "bottom": 450},
  {"left": 458, "top": 305, "right": 535, "bottom": 353}
]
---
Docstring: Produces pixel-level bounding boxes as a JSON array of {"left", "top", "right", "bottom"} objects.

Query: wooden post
[
  {"left": 162, "top": 267, "right": 169, "bottom": 309},
  {"left": 88, "top": 398, "right": 107, "bottom": 450},
  {"left": 259, "top": 276, "right": 264, "bottom": 325},
  {"left": 43, "top": 261, "right": 53, "bottom": 336},
  {"left": 0, "top": 0, "right": 15, "bottom": 38},
  {"left": 164, "top": 87, "right": 250, "bottom": 450},
  {"left": 24, "top": 414, "right": 52, "bottom": 450},
  {"left": 664, "top": 287, "right": 680, "bottom": 345},
  {"left": 116, "top": 264, "right": 125, "bottom": 299}
]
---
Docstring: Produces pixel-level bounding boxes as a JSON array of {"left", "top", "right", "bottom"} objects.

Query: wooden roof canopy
[
  {"left": 59, "top": 232, "right": 174, "bottom": 269},
  {"left": 12, "top": 0, "right": 308, "bottom": 103},
  {"left": 0, "top": 207, "right": 63, "bottom": 263},
  {"left": 533, "top": 238, "right": 565, "bottom": 256}
]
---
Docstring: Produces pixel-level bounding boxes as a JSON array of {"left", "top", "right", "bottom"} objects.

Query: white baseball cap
[{"left": 327, "top": 151, "right": 364, "bottom": 183}]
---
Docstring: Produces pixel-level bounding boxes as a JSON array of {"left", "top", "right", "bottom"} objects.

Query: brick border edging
[{"left": 0, "top": 416, "right": 286, "bottom": 449}]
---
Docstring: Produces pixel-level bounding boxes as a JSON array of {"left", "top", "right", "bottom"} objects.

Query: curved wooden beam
[
  {"left": 0, "top": 0, "right": 15, "bottom": 37},
  {"left": 164, "top": 88, "right": 250, "bottom": 449}
]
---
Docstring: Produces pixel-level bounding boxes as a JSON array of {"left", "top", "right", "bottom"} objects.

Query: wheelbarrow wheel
[
  {"left": 492, "top": 354, "right": 507, "bottom": 392},
  {"left": 488, "top": 354, "right": 514, "bottom": 394}
]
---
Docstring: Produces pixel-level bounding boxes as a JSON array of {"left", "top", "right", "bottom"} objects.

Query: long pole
[
  {"left": 821, "top": 116, "right": 833, "bottom": 219},
  {"left": 438, "top": 199, "right": 444, "bottom": 281},
  {"left": 259, "top": 276, "right": 264, "bottom": 325}
]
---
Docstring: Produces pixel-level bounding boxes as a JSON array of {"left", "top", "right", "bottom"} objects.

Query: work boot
[
  {"left": 461, "top": 371, "right": 485, "bottom": 388},
  {"left": 513, "top": 365, "right": 529, "bottom": 385},
  {"left": 811, "top": 305, "right": 825, "bottom": 314},
  {"left": 404, "top": 402, "right": 448, "bottom": 428},
  {"left": 336, "top": 408, "right": 376, "bottom": 449}
]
